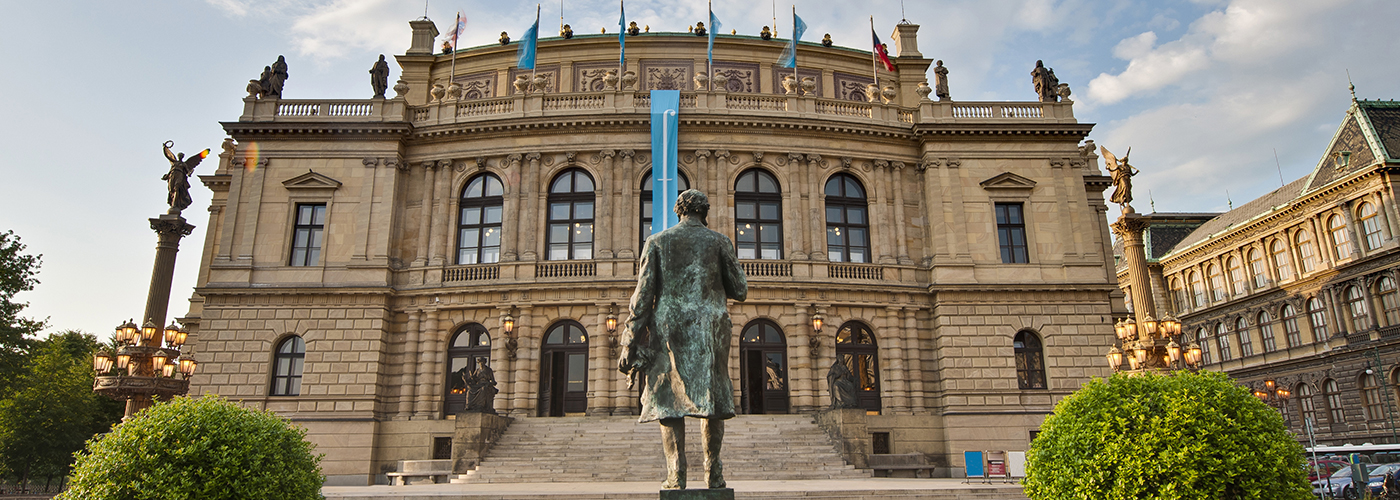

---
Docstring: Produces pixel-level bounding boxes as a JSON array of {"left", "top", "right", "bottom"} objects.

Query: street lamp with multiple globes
[
  {"left": 1107, "top": 313, "right": 1203, "bottom": 373},
  {"left": 1253, "top": 379, "right": 1292, "bottom": 410}
]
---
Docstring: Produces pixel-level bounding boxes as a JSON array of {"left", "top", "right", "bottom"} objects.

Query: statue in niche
[
  {"left": 464, "top": 359, "right": 498, "bottom": 414},
  {"left": 162, "top": 141, "right": 209, "bottom": 214},
  {"left": 369, "top": 54, "right": 390, "bottom": 98},
  {"left": 267, "top": 55, "right": 289, "bottom": 97},
  {"left": 934, "top": 60, "right": 950, "bottom": 100},
  {"left": 619, "top": 190, "right": 747, "bottom": 490},
  {"left": 1100, "top": 146, "right": 1138, "bottom": 212},
  {"left": 826, "top": 358, "right": 861, "bottom": 409}
]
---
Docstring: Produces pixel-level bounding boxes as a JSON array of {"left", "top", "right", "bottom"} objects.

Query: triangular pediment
[
  {"left": 282, "top": 170, "right": 342, "bottom": 191},
  {"left": 979, "top": 172, "right": 1037, "bottom": 191}
]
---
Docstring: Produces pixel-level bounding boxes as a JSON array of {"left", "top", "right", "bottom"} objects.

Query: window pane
[
  {"left": 294, "top": 229, "right": 309, "bottom": 247},
  {"left": 829, "top": 250, "right": 844, "bottom": 262},
  {"left": 826, "top": 206, "right": 844, "bottom": 223},
  {"left": 461, "top": 206, "right": 482, "bottom": 225},
  {"left": 458, "top": 248, "right": 477, "bottom": 264},
  {"left": 569, "top": 326, "right": 587, "bottom": 344},
  {"left": 736, "top": 202, "right": 756, "bottom": 219},
  {"left": 737, "top": 245, "right": 756, "bottom": 259},
  {"left": 573, "top": 244, "right": 593, "bottom": 260},
  {"left": 757, "top": 172, "right": 778, "bottom": 193},
  {"left": 546, "top": 328, "right": 564, "bottom": 344},
  {"left": 549, "top": 245, "right": 569, "bottom": 260},
  {"left": 550, "top": 224, "right": 569, "bottom": 243},
  {"left": 849, "top": 228, "right": 867, "bottom": 247},
  {"left": 760, "top": 224, "right": 780, "bottom": 242},
  {"left": 845, "top": 178, "right": 863, "bottom": 198},
  {"left": 551, "top": 175, "right": 572, "bottom": 193},
  {"left": 482, "top": 226, "right": 501, "bottom": 246},
  {"left": 461, "top": 228, "right": 480, "bottom": 248},
  {"left": 312, "top": 205, "right": 327, "bottom": 225},
  {"left": 484, "top": 205, "right": 502, "bottom": 224},
  {"left": 567, "top": 354, "right": 587, "bottom": 391},
  {"left": 574, "top": 222, "right": 593, "bottom": 243},
  {"left": 849, "top": 249, "right": 866, "bottom": 263},
  {"left": 550, "top": 203, "right": 571, "bottom": 220},
  {"left": 574, "top": 202, "right": 594, "bottom": 220},
  {"left": 737, "top": 224, "right": 756, "bottom": 242},
  {"left": 825, "top": 178, "right": 842, "bottom": 196},
  {"left": 307, "top": 248, "right": 320, "bottom": 266},
  {"left": 760, "top": 245, "right": 781, "bottom": 260},
  {"left": 759, "top": 203, "right": 780, "bottom": 220},
  {"left": 847, "top": 207, "right": 865, "bottom": 225},
  {"left": 574, "top": 173, "right": 594, "bottom": 192},
  {"left": 309, "top": 228, "right": 323, "bottom": 248},
  {"left": 737, "top": 172, "right": 756, "bottom": 192},
  {"left": 465, "top": 177, "right": 484, "bottom": 198},
  {"left": 481, "top": 247, "right": 499, "bottom": 263},
  {"left": 484, "top": 176, "right": 503, "bottom": 196},
  {"left": 297, "top": 205, "right": 313, "bottom": 224}
]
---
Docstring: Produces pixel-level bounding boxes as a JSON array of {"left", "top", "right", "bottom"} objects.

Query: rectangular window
[
  {"left": 995, "top": 203, "right": 1028, "bottom": 264},
  {"left": 290, "top": 204, "right": 326, "bottom": 267}
]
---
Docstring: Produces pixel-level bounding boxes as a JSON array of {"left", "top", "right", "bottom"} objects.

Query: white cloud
[
  {"left": 1112, "top": 31, "right": 1156, "bottom": 60},
  {"left": 206, "top": 0, "right": 251, "bottom": 17},
  {"left": 289, "top": 0, "right": 417, "bottom": 60}
]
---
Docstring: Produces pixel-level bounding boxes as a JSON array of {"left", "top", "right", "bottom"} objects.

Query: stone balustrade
[{"left": 437, "top": 259, "right": 912, "bottom": 287}]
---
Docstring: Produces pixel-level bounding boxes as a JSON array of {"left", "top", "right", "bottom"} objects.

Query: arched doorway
[
  {"left": 539, "top": 321, "right": 589, "bottom": 416},
  {"left": 740, "top": 320, "right": 789, "bottom": 414},
  {"left": 835, "top": 321, "right": 881, "bottom": 413},
  {"left": 445, "top": 324, "right": 491, "bottom": 415}
]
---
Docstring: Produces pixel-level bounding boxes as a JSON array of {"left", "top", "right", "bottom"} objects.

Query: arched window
[
  {"left": 271, "top": 335, "right": 305, "bottom": 396},
  {"left": 1215, "top": 322, "right": 1232, "bottom": 361},
  {"left": 1248, "top": 249, "right": 1267, "bottom": 288},
  {"left": 1190, "top": 271, "right": 1206, "bottom": 307},
  {"left": 1282, "top": 304, "right": 1302, "bottom": 348},
  {"left": 445, "top": 324, "right": 492, "bottom": 415},
  {"left": 742, "top": 320, "right": 790, "bottom": 414},
  {"left": 1170, "top": 278, "right": 1187, "bottom": 313},
  {"left": 1360, "top": 202, "right": 1384, "bottom": 250},
  {"left": 1329, "top": 215, "right": 1352, "bottom": 260},
  {"left": 835, "top": 322, "right": 880, "bottom": 413},
  {"left": 1363, "top": 372, "right": 1384, "bottom": 420},
  {"left": 1271, "top": 239, "right": 1293, "bottom": 281},
  {"left": 1235, "top": 316, "right": 1254, "bottom": 357},
  {"left": 1346, "top": 285, "right": 1371, "bottom": 331},
  {"left": 457, "top": 174, "right": 504, "bottom": 264},
  {"left": 1296, "top": 230, "right": 1317, "bottom": 273},
  {"left": 734, "top": 169, "right": 783, "bottom": 260},
  {"left": 1258, "top": 311, "right": 1276, "bottom": 352},
  {"left": 1324, "top": 378, "right": 1345, "bottom": 424},
  {"left": 546, "top": 169, "right": 596, "bottom": 260},
  {"left": 824, "top": 173, "right": 870, "bottom": 263},
  {"left": 1307, "top": 297, "right": 1329, "bottom": 341},
  {"left": 1296, "top": 383, "right": 1318, "bottom": 429},
  {"left": 638, "top": 169, "right": 690, "bottom": 249},
  {"left": 540, "top": 321, "right": 589, "bottom": 416},
  {"left": 1196, "top": 327, "right": 1212, "bottom": 365},
  {"left": 1379, "top": 276, "right": 1400, "bottom": 326},
  {"left": 1207, "top": 264, "right": 1226, "bottom": 302},
  {"left": 1014, "top": 330, "right": 1047, "bottom": 390},
  {"left": 1227, "top": 256, "right": 1244, "bottom": 296}
]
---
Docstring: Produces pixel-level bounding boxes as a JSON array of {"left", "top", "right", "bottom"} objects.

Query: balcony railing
[
  {"left": 829, "top": 263, "right": 885, "bottom": 280},
  {"left": 444, "top": 264, "right": 500, "bottom": 282},
  {"left": 535, "top": 261, "right": 596, "bottom": 278},
  {"left": 743, "top": 261, "right": 793, "bottom": 278}
]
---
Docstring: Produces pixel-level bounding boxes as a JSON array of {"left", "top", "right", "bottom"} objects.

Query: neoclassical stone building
[
  {"left": 1117, "top": 96, "right": 1400, "bottom": 446},
  {"left": 183, "top": 17, "right": 1119, "bottom": 484}
]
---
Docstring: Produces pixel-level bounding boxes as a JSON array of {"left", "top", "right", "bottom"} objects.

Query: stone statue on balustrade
[
  {"left": 162, "top": 141, "right": 210, "bottom": 214},
  {"left": 267, "top": 55, "right": 289, "bottom": 97},
  {"left": 934, "top": 60, "right": 950, "bottom": 100},
  {"left": 1032, "top": 60, "right": 1060, "bottom": 103},
  {"left": 465, "top": 359, "right": 498, "bottom": 414},
  {"left": 1100, "top": 146, "right": 1138, "bottom": 213},
  {"left": 257, "top": 66, "right": 273, "bottom": 99},
  {"left": 619, "top": 189, "right": 748, "bottom": 491},
  {"left": 370, "top": 54, "right": 390, "bottom": 98},
  {"left": 826, "top": 358, "right": 861, "bottom": 410}
]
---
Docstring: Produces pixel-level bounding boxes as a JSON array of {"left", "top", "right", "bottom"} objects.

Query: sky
[{"left": 1, "top": 0, "right": 1398, "bottom": 338}]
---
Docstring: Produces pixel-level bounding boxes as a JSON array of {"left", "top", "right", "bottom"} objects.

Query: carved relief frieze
[
  {"left": 641, "top": 59, "right": 692, "bottom": 91},
  {"left": 452, "top": 71, "right": 497, "bottom": 100},
  {"left": 834, "top": 72, "right": 875, "bottom": 102},
  {"left": 711, "top": 62, "right": 758, "bottom": 93},
  {"left": 507, "top": 65, "right": 560, "bottom": 94},
  {"left": 574, "top": 62, "right": 617, "bottom": 92}
]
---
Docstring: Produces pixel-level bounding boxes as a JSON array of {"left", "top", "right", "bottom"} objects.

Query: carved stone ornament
[
  {"left": 430, "top": 83, "right": 446, "bottom": 102},
  {"left": 800, "top": 77, "right": 816, "bottom": 96},
  {"left": 881, "top": 86, "right": 897, "bottom": 104},
  {"left": 621, "top": 71, "right": 638, "bottom": 91},
  {"left": 752, "top": 151, "right": 764, "bottom": 163},
  {"left": 603, "top": 69, "right": 619, "bottom": 90},
  {"left": 514, "top": 76, "right": 531, "bottom": 94},
  {"left": 866, "top": 83, "right": 881, "bottom": 103},
  {"left": 841, "top": 157, "right": 853, "bottom": 170},
  {"left": 446, "top": 81, "right": 462, "bottom": 101},
  {"left": 531, "top": 74, "right": 550, "bottom": 93},
  {"left": 834, "top": 72, "right": 875, "bottom": 102},
  {"left": 694, "top": 72, "right": 710, "bottom": 91},
  {"left": 476, "top": 157, "right": 488, "bottom": 170},
  {"left": 362, "top": 157, "right": 378, "bottom": 168},
  {"left": 392, "top": 79, "right": 409, "bottom": 98},
  {"left": 712, "top": 71, "right": 730, "bottom": 92},
  {"left": 246, "top": 80, "right": 262, "bottom": 98},
  {"left": 782, "top": 75, "right": 798, "bottom": 95},
  {"left": 915, "top": 82, "right": 933, "bottom": 101}
]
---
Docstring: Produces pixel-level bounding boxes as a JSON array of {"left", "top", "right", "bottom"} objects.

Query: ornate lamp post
[
  {"left": 92, "top": 141, "right": 207, "bottom": 418},
  {"left": 1253, "top": 379, "right": 1292, "bottom": 408}
]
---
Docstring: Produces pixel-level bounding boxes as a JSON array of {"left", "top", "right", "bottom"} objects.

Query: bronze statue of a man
[{"left": 619, "top": 189, "right": 747, "bottom": 490}]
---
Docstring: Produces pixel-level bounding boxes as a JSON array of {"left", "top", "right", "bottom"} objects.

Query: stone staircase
[{"left": 454, "top": 414, "right": 872, "bottom": 483}]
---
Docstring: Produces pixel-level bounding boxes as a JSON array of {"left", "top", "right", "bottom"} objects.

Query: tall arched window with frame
[
  {"left": 1235, "top": 316, "right": 1254, "bottom": 357},
  {"left": 824, "top": 173, "right": 870, "bottom": 263},
  {"left": 1215, "top": 322, "right": 1232, "bottom": 361},
  {"left": 1324, "top": 378, "right": 1345, "bottom": 424},
  {"left": 1227, "top": 256, "right": 1244, "bottom": 296},
  {"left": 1360, "top": 202, "right": 1384, "bottom": 250},
  {"left": 1013, "top": 330, "right": 1047, "bottom": 390},
  {"left": 639, "top": 169, "right": 690, "bottom": 249},
  {"left": 1346, "top": 285, "right": 1371, "bottom": 331},
  {"left": 1248, "top": 248, "right": 1267, "bottom": 288},
  {"left": 1271, "top": 239, "right": 1293, "bottom": 281},
  {"left": 1207, "top": 264, "right": 1226, "bottom": 302},
  {"left": 546, "top": 169, "right": 596, "bottom": 261},
  {"left": 445, "top": 324, "right": 492, "bottom": 415},
  {"left": 1190, "top": 271, "right": 1206, "bottom": 307},
  {"left": 1329, "top": 215, "right": 1352, "bottom": 260},
  {"left": 1296, "top": 230, "right": 1317, "bottom": 273},
  {"left": 1378, "top": 276, "right": 1400, "bottom": 327},
  {"left": 456, "top": 174, "right": 504, "bottom": 264},
  {"left": 1281, "top": 304, "right": 1302, "bottom": 348},
  {"left": 271, "top": 335, "right": 306, "bottom": 396},
  {"left": 734, "top": 169, "right": 783, "bottom": 260},
  {"left": 1296, "top": 383, "right": 1318, "bottom": 429},
  {"left": 1196, "top": 327, "right": 1212, "bottom": 365},
  {"left": 1307, "top": 297, "right": 1329, "bottom": 342},
  {"left": 1363, "top": 372, "right": 1385, "bottom": 420},
  {"left": 834, "top": 321, "right": 880, "bottom": 413},
  {"left": 1170, "top": 277, "right": 1187, "bottom": 313},
  {"left": 1258, "top": 311, "right": 1276, "bottom": 352}
]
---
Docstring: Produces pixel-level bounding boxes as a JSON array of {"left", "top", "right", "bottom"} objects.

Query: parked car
[
  {"left": 1339, "top": 463, "right": 1400, "bottom": 499},
  {"left": 1312, "top": 459, "right": 1351, "bottom": 482},
  {"left": 1315, "top": 463, "right": 1379, "bottom": 499}
]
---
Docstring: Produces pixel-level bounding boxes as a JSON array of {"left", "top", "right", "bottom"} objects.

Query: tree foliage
[
  {"left": 60, "top": 395, "right": 324, "bottom": 500},
  {"left": 1023, "top": 371, "right": 1311, "bottom": 500},
  {"left": 0, "top": 230, "right": 45, "bottom": 397},
  {"left": 0, "top": 331, "right": 122, "bottom": 485}
]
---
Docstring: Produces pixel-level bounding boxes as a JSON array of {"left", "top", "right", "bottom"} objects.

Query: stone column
[
  {"left": 712, "top": 150, "right": 731, "bottom": 234},
  {"left": 521, "top": 153, "right": 542, "bottom": 261},
  {"left": 919, "top": 159, "right": 944, "bottom": 261},
  {"left": 806, "top": 155, "right": 825, "bottom": 260},
  {"left": 618, "top": 150, "right": 637, "bottom": 259},
  {"left": 493, "top": 308, "right": 514, "bottom": 413},
  {"left": 429, "top": 159, "right": 454, "bottom": 266},
  {"left": 144, "top": 214, "right": 196, "bottom": 327},
  {"left": 694, "top": 150, "right": 713, "bottom": 228},
  {"left": 415, "top": 308, "right": 439, "bottom": 418},
  {"left": 354, "top": 158, "right": 379, "bottom": 261},
  {"left": 502, "top": 154, "right": 522, "bottom": 261},
  {"left": 600, "top": 150, "right": 619, "bottom": 258},
  {"left": 873, "top": 160, "right": 894, "bottom": 264},
  {"left": 884, "top": 306, "right": 908, "bottom": 413},
  {"left": 791, "top": 307, "right": 812, "bottom": 411},
  {"left": 588, "top": 305, "right": 610, "bottom": 415},
  {"left": 891, "top": 162, "right": 911, "bottom": 264},
  {"left": 785, "top": 153, "right": 807, "bottom": 259},
  {"left": 1112, "top": 216, "right": 1157, "bottom": 325},
  {"left": 511, "top": 307, "right": 535, "bottom": 416},
  {"left": 399, "top": 310, "right": 420, "bottom": 419},
  {"left": 414, "top": 162, "right": 437, "bottom": 266},
  {"left": 903, "top": 307, "right": 924, "bottom": 411}
]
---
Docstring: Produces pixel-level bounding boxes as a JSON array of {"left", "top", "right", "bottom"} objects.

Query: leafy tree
[
  {"left": 60, "top": 395, "right": 324, "bottom": 500},
  {"left": 1023, "top": 371, "right": 1311, "bottom": 500},
  {"left": 0, "top": 331, "right": 121, "bottom": 488},
  {"left": 0, "top": 230, "right": 45, "bottom": 397}
]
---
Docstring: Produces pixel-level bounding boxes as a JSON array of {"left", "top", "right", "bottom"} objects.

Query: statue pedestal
[{"left": 659, "top": 488, "right": 734, "bottom": 500}]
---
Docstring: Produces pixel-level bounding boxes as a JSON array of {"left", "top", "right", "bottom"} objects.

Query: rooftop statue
[
  {"left": 760, "top": 26, "right": 772, "bottom": 40},
  {"left": 1100, "top": 146, "right": 1138, "bottom": 213},
  {"left": 1032, "top": 60, "right": 1059, "bottom": 103},
  {"left": 369, "top": 54, "right": 390, "bottom": 98},
  {"left": 499, "top": 31, "right": 510, "bottom": 45},
  {"left": 161, "top": 141, "right": 209, "bottom": 214},
  {"left": 267, "top": 55, "right": 289, "bottom": 97},
  {"left": 822, "top": 34, "right": 833, "bottom": 47},
  {"left": 628, "top": 21, "right": 640, "bottom": 36},
  {"left": 934, "top": 60, "right": 950, "bottom": 100},
  {"left": 256, "top": 66, "right": 273, "bottom": 99},
  {"left": 561, "top": 24, "right": 573, "bottom": 39},
  {"left": 619, "top": 190, "right": 747, "bottom": 490}
]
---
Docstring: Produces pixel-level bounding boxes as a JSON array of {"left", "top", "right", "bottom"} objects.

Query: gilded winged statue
[
  {"left": 162, "top": 141, "right": 210, "bottom": 214},
  {"left": 1101, "top": 146, "right": 1138, "bottom": 212}
]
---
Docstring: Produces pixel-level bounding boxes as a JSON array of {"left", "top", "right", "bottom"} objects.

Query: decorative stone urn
[
  {"left": 532, "top": 74, "right": 549, "bottom": 93},
  {"left": 620, "top": 71, "right": 638, "bottom": 90},
  {"left": 865, "top": 84, "right": 880, "bottom": 103},
  {"left": 430, "top": 83, "right": 446, "bottom": 102},
  {"left": 782, "top": 75, "right": 798, "bottom": 95},
  {"left": 446, "top": 82, "right": 462, "bottom": 100},
  {"left": 915, "top": 82, "right": 933, "bottom": 101},
  {"left": 603, "top": 70, "right": 619, "bottom": 91},
  {"left": 514, "top": 75, "right": 531, "bottom": 94},
  {"left": 392, "top": 79, "right": 409, "bottom": 99},
  {"left": 694, "top": 72, "right": 710, "bottom": 91},
  {"left": 881, "top": 86, "right": 897, "bottom": 104},
  {"left": 712, "top": 71, "right": 730, "bottom": 92},
  {"left": 800, "top": 77, "right": 816, "bottom": 96}
]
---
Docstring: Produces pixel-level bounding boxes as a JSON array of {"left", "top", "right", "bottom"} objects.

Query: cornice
[
  {"left": 913, "top": 122, "right": 1094, "bottom": 139},
  {"left": 407, "top": 114, "right": 920, "bottom": 141},
  {"left": 221, "top": 121, "right": 412, "bottom": 139}
]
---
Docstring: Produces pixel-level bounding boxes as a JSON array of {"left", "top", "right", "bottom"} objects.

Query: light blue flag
[
  {"left": 517, "top": 9, "right": 540, "bottom": 69},
  {"left": 707, "top": 9, "right": 721, "bottom": 65},
  {"left": 650, "top": 90, "right": 681, "bottom": 234},
  {"left": 618, "top": 1, "right": 626, "bottom": 69},
  {"left": 777, "top": 11, "right": 806, "bottom": 68}
]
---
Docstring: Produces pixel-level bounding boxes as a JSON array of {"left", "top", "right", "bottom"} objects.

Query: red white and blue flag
[
  {"left": 871, "top": 27, "right": 895, "bottom": 72},
  {"left": 445, "top": 12, "right": 467, "bottom": 49}
]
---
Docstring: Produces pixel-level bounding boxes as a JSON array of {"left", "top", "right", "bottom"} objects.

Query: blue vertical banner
[
  {"left": 778, "top": 10, "right": 807, "bottom": 68},
  {"left": 517, "top": 6, "right": 540, "bottom": 69},
  {"left": 618, "top": 1, "right": 626, "bottom": 69},
  {"left": 650, "top": 90, "right": 681, "bottom": 234}
]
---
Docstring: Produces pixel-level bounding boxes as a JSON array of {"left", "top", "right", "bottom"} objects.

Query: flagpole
[
  {"left": 707, "top": 0, "right": 713, "bottom": 91},
  {"left": 449, "top": 13, "right": 460, "bottom": 92},
  {"left": 531, "top": 4, "right": 540, "bottom": 88},
  {"left": 869, "top": 16, "right": 878, "bottom": 85},
  {"left": 791, "top": 6, "right": 797, "bottom": 87},
  {"left": 560, "top": 0, "right": 563, "bottom": 35}
]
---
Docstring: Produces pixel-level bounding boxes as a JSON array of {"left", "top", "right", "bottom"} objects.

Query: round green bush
[
  {"left": 1023, "top": 371, "right": 1310, "bottom": 500},
  {"left": 59, "top": 395, "right": 323, "bottom": 500}
]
